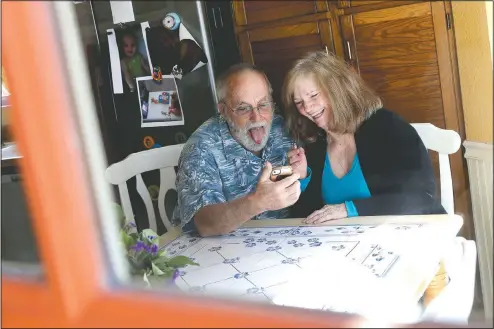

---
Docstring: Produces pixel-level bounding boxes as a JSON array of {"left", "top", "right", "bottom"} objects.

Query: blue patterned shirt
[{"left": 172, "top": 115, "right": 293, "bottom": 231}]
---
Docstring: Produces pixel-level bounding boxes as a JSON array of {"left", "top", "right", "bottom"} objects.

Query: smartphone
[{"left": 270, "top": 166, "right": 293, "bottom": 182}]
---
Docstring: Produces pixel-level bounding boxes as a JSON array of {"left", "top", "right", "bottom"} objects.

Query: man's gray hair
[{"left": 215, "top": 63, "right": 273, "bottom": 103}]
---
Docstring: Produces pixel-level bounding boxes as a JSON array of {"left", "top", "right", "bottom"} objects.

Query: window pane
[
  {"left": 56, "top": 1, "right": 488, "bottom": 326},
  {"left": 1, "top": 166, "right": 40, "bottom": 264}
]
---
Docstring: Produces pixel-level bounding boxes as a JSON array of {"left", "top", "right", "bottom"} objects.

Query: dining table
[{"left": 158, "top": 214, "right": 463, "bottom": 322}]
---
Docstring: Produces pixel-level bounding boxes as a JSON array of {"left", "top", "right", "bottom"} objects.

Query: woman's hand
[
  {"left": 303, "top": 204, "right": 348, "bottom": 224},
  {"left": 288, "top": 145, "right": 308, "bottom": 179}
]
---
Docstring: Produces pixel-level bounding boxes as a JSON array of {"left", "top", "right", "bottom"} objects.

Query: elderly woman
[{"left": 283, "top": 51, "right": 445, "bottom": 224}]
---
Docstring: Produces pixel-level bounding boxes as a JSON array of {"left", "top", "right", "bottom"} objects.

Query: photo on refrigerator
[
  {"left": 142, "top": 13, "right": 208, "bottom": 80},
  {"left": 107, "top": 23, "right": 153, "bottom": 94},
  {"left": 136, "top": 76, "right": 184, "bottom": 128}
]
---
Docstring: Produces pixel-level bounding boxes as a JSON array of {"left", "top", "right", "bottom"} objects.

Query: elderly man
[{"left": 172, "top": 64, "right": 301, "bottom": 236}]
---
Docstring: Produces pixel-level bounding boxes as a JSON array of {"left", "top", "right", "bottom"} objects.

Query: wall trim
[{"left": 463, "top": 140, "right": 493, "bottom": 321}]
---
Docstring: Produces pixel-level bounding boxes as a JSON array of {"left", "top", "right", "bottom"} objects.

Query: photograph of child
[
  {"left": 136, "top": 76, "right": 184, "bottom": 127},
  {"left": 107, "top": 24, "right": 152, "bottom": 94},
  {"left": 117, "top": 26, "right": 151, "bottom": 92}
]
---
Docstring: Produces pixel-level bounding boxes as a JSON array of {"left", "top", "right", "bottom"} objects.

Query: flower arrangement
[{"left": 115, "top": 203, "right": 199, "bottom": 288}]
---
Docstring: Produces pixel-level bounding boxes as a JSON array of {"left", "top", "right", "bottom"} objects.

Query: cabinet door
[
  {"left": 339, "top": 2, "right": 471, "bottom": 235},
  {"left": 233, "top": 1, "right": 324, "bottom": 26},
  {"left": 237, "top": 20, "right": 335, "bottom": 105}
]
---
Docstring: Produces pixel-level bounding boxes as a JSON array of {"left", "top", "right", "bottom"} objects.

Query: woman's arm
[
  {"left": 353, "top": 111, "right": 445, "bottom": 216},
  {"left": 291, "top": 138, "right": 326, "bottom": 218}
]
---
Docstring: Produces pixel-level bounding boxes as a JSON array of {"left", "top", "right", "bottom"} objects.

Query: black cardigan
[{"left": 292, "top": 109, "right": 446, "bottom": 218}]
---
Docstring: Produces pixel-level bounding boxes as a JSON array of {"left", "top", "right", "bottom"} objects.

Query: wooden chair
[
  {"left": 104, "top": 144, "right": 184, "bottom": 233},
  {"left": 412, "top": 123, "right": 477, "bottom": 323}
]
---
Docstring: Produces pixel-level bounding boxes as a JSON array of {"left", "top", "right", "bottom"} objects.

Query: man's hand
[
  {"left": 253, "top": 162, "right": 301, "bottom": 212},
  {"left": 288, "top": 145, "right": 308, "bottom": 179},
  {"left": 303, "top": 204, "right": 348, "bottom": 224}
]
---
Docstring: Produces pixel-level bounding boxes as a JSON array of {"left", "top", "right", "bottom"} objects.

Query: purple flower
[
  {"left": 151, "top": 244, "right": 158, "bottom": 254},
  {"left": 172, "top": 269, "right": 180, "bottom": 281},
  {"left": 132, "top": 241, "right": 146, "bottom": 252}
]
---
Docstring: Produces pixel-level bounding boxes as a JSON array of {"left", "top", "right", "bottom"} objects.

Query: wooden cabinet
[
  {"left": 233, "top": 1, "right": 338, "bottom": 104},
  {"left": 232, "top": 1, "right": 472, "bottom": 238},
  {"left": 234, "top": 1, "right": 324, "bottom": 26},
  {"left": 338, "top": 1, "right": 470, "bottom": 236},
  {"left": 236, "top": 21, "right": 335, "bottom": 104},
  {"left": 340, "top": 2, "right": 447, "bottom": 126}
]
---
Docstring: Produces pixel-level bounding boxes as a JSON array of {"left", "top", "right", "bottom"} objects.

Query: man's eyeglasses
[{"left": 229, "top": 101, "right": 276, "bottom": 117}]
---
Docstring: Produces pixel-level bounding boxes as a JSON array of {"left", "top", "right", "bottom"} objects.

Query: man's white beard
[{"left": 225, "top": 116, "right": 272, "bottom": 153}]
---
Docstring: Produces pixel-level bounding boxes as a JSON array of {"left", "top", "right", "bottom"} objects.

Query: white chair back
[
  {"left": 412, "top": 123, "right": 461, "bottom": 214},
  {"left": 104, "top": 144, "right": 184, "bottom": 232}
]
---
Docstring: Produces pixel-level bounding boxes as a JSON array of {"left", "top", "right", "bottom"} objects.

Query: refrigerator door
[
  {"left": 87, "top": 1, "right": 218, "bottom": 159},
  {"left": 75, "top": 1, "right": 221, "bottom": 234}
]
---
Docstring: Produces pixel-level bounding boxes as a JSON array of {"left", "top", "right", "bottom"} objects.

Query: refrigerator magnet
[
  {"left": 162, "top": 13, "right": 181, "bottom": 31},
  {"left": 152, "top": 65, "right": 162, "bottom": 84},
  {"left": 143, "top": 136, "right": 155, "bottom": 149}
]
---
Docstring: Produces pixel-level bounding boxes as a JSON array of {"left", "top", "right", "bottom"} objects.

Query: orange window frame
[
  {"left": 0, "top": 2, "right": 477, "bottom": 328},
  {"left": 1, "top": 2, "right": 346, "bottom": 327}
]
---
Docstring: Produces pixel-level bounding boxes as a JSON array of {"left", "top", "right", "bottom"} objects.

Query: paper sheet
[
  {"left": 106, "top": 29, "right": 124, "bottom": 94},
  {"left": 109, "top": 1, "right": 135, "bottom": 24}
]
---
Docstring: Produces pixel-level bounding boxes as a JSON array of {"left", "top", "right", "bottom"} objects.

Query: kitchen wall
[
  {"left": 452, "top": 1, "right": 493, "bottom": 144},
  {"left": 487, "top": 1, "right": 493, "bottom": 62}
]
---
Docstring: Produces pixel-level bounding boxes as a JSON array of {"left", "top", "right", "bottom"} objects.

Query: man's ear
[{"left": 217, "top": 102, "right": 227, "bottom": 116}]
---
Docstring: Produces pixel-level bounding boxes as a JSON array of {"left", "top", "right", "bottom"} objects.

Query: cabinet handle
[
  {"left": 217, "top": 7, "right": 224, "bottom": 27},
  {"left": 325, "top": 45, "right": 329, "bottom": 54},
  {"left": 211, "top": 7, "right": 217, "bottom": 28},
  {"left": 346, "top": 41, "right": 352, "bottom": 60}
]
